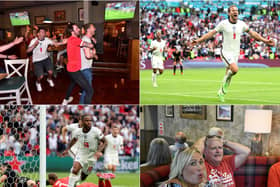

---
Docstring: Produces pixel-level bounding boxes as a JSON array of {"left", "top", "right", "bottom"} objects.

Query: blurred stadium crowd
[
  {"left": 0, "top": 105, "right": 40, "bottom": 156},
  {"left": 141, "top": 0, "right": 280, "bottom": 61},
  {"left": 46, "top": 105, "right": 140, "bottom": 157}
]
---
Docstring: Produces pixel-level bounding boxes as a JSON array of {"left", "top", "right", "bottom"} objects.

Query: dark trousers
[{"left": 65, "top": 70, "right": 93, "bottom": 104}]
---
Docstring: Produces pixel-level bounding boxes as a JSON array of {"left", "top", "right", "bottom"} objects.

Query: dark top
[{"left": 3, "top": 168, "right": 18, "bottom": 187}]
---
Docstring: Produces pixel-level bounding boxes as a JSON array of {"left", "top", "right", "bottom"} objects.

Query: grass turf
[
  {"left": 47, "top": 172, "right": 139, "bottom": 187},
  {"left": 140, "top": 67, "right": 280, "bottom": 104}
]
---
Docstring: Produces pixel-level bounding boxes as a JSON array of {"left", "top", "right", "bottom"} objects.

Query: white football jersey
[
  {"left": 150, "top": 39, "right": 166, "bottom": 58},
  {"left": 215, "top": 19, "right": 249, "bottom": 55},
  {"left": 28, "top": 37, "right": 54, "bottom": 62},
  {"left": 104, "top": 134, "right": 123, "bottom": 156},
  {"left": 72, "top": 127, "right": 103, "bottom": 155},
  {"left": 66, "top": 123, "right": 79, "bottom": 156}
]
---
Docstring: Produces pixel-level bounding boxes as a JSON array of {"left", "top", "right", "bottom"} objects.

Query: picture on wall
[
  {"left": 54, "top": 10, "right": 66, "bottom": 21},
  {"left": 35, "top": 16, "right": 45, "bottom": 25},
  {"left": 78, "top": 8, "right": 84, "bottom": 22},
  {"left": 216, "top": 105, "right": 233, "bottom": 121},
  {"left": 180, "top": 105, "right": 207, "bottom": 120},
  {"left": 165, "top": 105, "right": 174, "bottom": 118}
]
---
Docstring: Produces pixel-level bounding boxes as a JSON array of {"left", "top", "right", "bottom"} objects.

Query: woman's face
[{"left": 182, "top": 152, "right": 205, "bottom": 185}]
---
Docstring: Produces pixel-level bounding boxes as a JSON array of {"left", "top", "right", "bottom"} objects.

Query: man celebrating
[
  {"left": 63, "top": 23, "right": 94, "bottom": 104},
  {"left": 191, "top": 5, "right": 275, "bottom": 102},
  {"left": 150, "top": 30, "right": 167, "bottom": 87},
  {"left": 27, "top": 28, "right": 67, "bottom": 92},
  {"left": 195, "top": 132, "right": 250, "bottom": 186},
  {"left": 63, "top": 114, "right": 106, "bottom": 187},
  {"left": 80, "top": 23, "right": 98, "bottom": 104}
]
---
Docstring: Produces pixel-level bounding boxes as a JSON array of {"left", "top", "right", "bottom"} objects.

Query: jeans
[
  {"left": 65, "top": 70, "right": 93, "bottom": 104},
  {"left": 80, "top": 68, "right": 93, "bottom": 104}
]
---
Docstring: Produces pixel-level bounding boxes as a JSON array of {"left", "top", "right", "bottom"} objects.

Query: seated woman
[
  {"left": 161, "top": 147, "right": 208, "bottom": 187},
  {"left": 141, "top": 138, "right": 172, "bottom": 173}
]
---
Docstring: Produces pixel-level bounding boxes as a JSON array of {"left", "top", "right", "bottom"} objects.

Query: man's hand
[
  {"left": 191, "top": 39, "right": 199, "bottom": 49},
  {"left": 62, "top": 38, "right": 68, "bottom": 45},
  {"left": 13, "top": 37, "right": 24, "bottom": 45},
  {"left": 8, "top": 55, "right": 17, "bottom": 60},
  {"left": 34, "top": 40, "right": 40, "bottom": 47},
  {"left": 94, "top": 151, "right": 103, "bottom": 160},
  {"left": 265, "top": 39, "right": 275, "bottom": 46},
  {"left": 62, "top": 149, "right": 69, "bottom": 157}
]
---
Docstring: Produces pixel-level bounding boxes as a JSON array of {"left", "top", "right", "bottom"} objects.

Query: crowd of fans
[
  {"left": 0, "top": 105, "right": 40, "bottom": 157},
  {"left": 46, "top": 105, "right": 140, "bottom": 157},
  {"left": 141, "top": 0, "right": 280, "bottom": 62}
]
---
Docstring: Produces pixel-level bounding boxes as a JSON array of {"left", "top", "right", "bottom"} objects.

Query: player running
[
  {"left": 172, "top": 46, "right": 183, "bottom": 75},
  {"left": 62, "top": 114, "right": 106, "bottom": 187},
  {"left": 104, "top": 125, "right": 124, "bottom": 173},
  {"left": 150, "top": 30, "right": 167, "bottom": 87},
  {"left": 191, "top": 5, "right": 275, "bottom": 102},
  {"left": 0, "top": 163, "right": 38, "bottom": 187},
  {"left": 61, "top": 120, "right": 82, "bottom": 159}
]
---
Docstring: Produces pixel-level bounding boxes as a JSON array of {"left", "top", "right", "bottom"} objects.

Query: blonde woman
[{"left": 161, "top": 147, "right": 207, "bottom": 187}]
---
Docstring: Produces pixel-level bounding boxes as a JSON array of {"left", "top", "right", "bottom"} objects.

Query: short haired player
[
  {"left": 191, "top": 5, "right": 275, "bottom": 102},
  {"left": 104, "top": 125, "right": 124, "bottom": 173},
  {"left": 62, "top": 114, "right": 106, "bottom": 187},
  {"left": 150, "top": 30, "right": 167, "bottom": 87}
]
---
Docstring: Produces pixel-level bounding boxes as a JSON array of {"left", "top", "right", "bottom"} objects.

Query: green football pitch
[
  {"left": 105, "top": 9, "right": 134, "bottom": 20},
  {"left": 140, "top": 68, "right": 280, "bottom": 104},
  {"left": 47, "top": 172, "right": 139, "bottom": 187}
]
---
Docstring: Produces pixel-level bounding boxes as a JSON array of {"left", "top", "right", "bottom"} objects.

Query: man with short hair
[
  {"left": 62, "top": 23, "right": 94, "bottom": 105},
  {"left": 169, "top": 131, "right": 189, "bottom": 157},
  {"left": 62, "top": 114, "right": 106, "bottom": 187},
  {"left": 195, "top": 134, "right": 250, "bottom": 186},
  {"left": 191, "top": 5, "right": 275, "bottom": 102},
  {"left": 150, "top": 30, "right": 167, "bottom": 87},
  {"left": 80, "top": 23, "right": 98, "bottom": 104},
  {"left": 27, "top": 27, "right": 67, "bottom": 92}
]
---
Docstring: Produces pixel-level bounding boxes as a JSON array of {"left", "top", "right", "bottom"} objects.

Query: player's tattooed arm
[
  {"left": 61, "top": 126, "right": 68, "bottom": 144},
  {"left": 248, "top": 30, "right": 275, "bottom": 46},
  {"left": 62, "top": 137, "right": 77, "bottom": 156},
  {"left": 97, "top": 137, "right": 107, "bottom": 152}
]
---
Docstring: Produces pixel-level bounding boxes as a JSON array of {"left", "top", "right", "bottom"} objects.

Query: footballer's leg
[
  {"left": 179, "top": 60, "right": 183, "bottom": 75},
  {"left": 173, "top": 61, "right": 176, "bottom": 75},
  {"left": 69, "top": 161, "right": 82, "bottom": 187},
  {"left": 152, "top": 68, "right": 158, "bottom": 87}
]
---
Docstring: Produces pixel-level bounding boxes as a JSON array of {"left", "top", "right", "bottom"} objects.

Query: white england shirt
[
  {"left": 66, "top": 123, "right": 79, "bottom": 156},
  {"left": 72, "top": 127, "right": 103, "bottom": 156},
  {"left": 104, "top": 134, "right": 123, "bottom": 156},
  {"left": 150, "top": 39, "right": 166, "bottom": 58},
  {"left": 215, "top": 19, "right": 249, "bottom": 55},
  {"left": 28, "top": 37, "right": 54, "bottom": 63}
]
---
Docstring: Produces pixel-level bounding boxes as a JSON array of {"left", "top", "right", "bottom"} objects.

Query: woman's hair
[
  {"left": 169, "top": 147, "right": 202, "bottom": 181},
  {"left": 147, "top": 138, "right": 171, "bottom": 166}
]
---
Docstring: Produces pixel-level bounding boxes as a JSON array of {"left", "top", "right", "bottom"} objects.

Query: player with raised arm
[
  {"left": 62, "top": 114, "right": 106, "bottom": 187},
  {"left": 104, "top": 124, "right": 124, "bottom": 174},
  {"left": 191, "top": 5, "right": 275, "bottom": 102},
  {"left": 150, "top": 30, "right": 167, "bottom": 87},
  {"left": 61, "top": 120, "right": 82, "bottom": 159}
]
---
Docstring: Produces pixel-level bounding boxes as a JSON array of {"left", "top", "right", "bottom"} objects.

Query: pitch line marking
[
  {"left": 141, "top": 91, "right": 279, "bottom": 103},
  {"left": 141, "top": 78, "right": 280, "bottom": 85}
]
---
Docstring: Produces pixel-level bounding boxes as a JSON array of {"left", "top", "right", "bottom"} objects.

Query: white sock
[
  {"left": 223, "top": 70, "right": 233, "bottom": 85},
  {"left": 152, "top": 72, "right": 157, "bottom": 84},
  {"left": 68, "top": 172, "right": 80, "bottom": 187}
]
